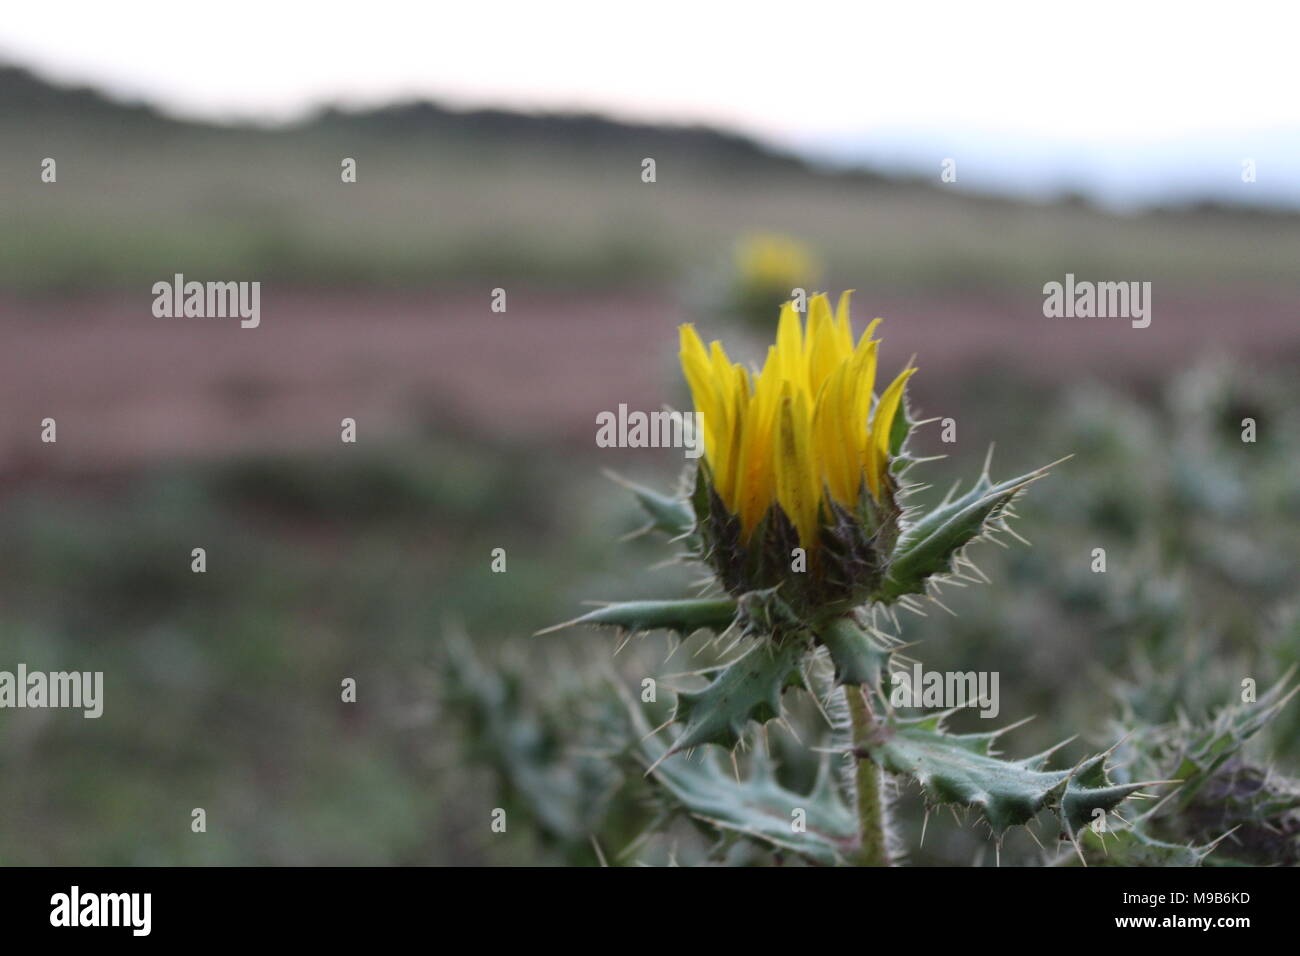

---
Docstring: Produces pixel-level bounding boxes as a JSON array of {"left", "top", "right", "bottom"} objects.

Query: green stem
[{"left": 845, "top": 684, "right": 891, "bottom": 866}]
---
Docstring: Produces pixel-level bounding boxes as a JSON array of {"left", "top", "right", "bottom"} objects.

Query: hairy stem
[{"left": 845, "top": 684, "right": 891, "bottom": 866}]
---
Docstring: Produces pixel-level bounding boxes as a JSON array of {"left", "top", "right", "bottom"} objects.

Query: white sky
[{"left": 3, "top": 1, "right": 1297, "bottom": 146}]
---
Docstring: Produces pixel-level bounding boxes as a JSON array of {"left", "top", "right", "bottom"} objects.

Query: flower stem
[{"left": 845, "top": 684, "right": 891, "bottom": 867}]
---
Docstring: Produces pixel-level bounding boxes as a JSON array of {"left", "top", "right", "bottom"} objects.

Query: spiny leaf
[
  {"left": 868, "top": 711, "right": 1158, "bottom": 837},
  {"left": 1114, "top": 670, "right": 1298, "bottom": 812},
  {"left": 1070, "top": 826, "right": 1212, "bottom": 867},
  {"left": 537, "top": 598, "right": 738, "bottom": 637},
  {"left": 605, "top": 470, "right": 696, "bottom": 538},
  {"left": 887, "top": 383, "right": 918, "bottom": 459},
  {"left": 1060, "top": 752, "right": 1159, "bottom": 835},
  {"left": 874, "top": 456, "right": 1062, "bottom": 603},
  {"left": 1161, "top": 673, "right": 1297, "bottom": 811},
  {"left": 438, "top": 630, "right": 622, "bottom": 848},
  {"left": 670, "top": 638, "right": 808, "bottom": 754},
  {"left": 1111, "top": 672, "right": 1299, "bottom": 865},
  {"left": 644, "top": 738, "right": 857, "bottom": 865},
  {"left": 818, "top": 616, "right": 891, "bottom": 690}
]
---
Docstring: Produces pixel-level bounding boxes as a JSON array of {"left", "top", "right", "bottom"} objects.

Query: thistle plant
[{"left": 544, "top": 292, "right": 1175, "bottom": 866}]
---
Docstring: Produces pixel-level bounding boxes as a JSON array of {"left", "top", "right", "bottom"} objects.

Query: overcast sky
[{"left": 5, "top": 2, "right": 1297, "bottom": 205}]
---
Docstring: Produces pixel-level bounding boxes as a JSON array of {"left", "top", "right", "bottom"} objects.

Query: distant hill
[
  {"left": 1, "top": 61, "right": 1297, "bottom": 295},
  {"left": 0, "top": 62, "right": 848, "bottom": 176},
  {"left": 0, "top": 63, "right": 170, "bottom": 124}
]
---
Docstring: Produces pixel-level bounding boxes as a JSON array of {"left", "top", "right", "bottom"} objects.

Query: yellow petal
[
  {"left": 814, "top": 364, "right": 854, "bottom": 507},
  {"left": 775, "top": 301, "right": 805, "bottom": 385},
  {"left": 679, "top": 325, "right": 724, "bottom": 462},
  {"left": 869, "top": 366, "right": 916, "bottom": 495},
  {"left": 775, "top": 383, "right": 819, "bottom": 548},
  {"left": 806, "top": 293, "right": 841, "bottom": 395},
  {"left": 833, "top": 290, "right": 855, "bottom": 357}
]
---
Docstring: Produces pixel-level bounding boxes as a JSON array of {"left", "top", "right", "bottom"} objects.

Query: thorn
[
  {"left": 1068, "top": 829, "right": 1088, "bottom": 868},
  {"left": 940, "top": 479, "right": 961, "bottom": 505},
  {"left": 640, "top": 714, "right": 676, "bottom": 742},
  {"left": 1025, "top": 822, "right": 1046, "bottom": 851},
  {"left": 780, "top": 716, "right": 803, "bottom": 746},
  {"left": 926, "top": 594, "right": 958, "bottom": 617},
  {"left": 644, "top": 746, "right": 674, "bottom": 777},
  {"left": 1204, "top": 826, "right": 1241, "bottom": 855},
  {"left": 1001, "top": 523, "right": 1032, "bottom": 547},
  {"left": 983, "top": 532, "right": 1010, "bottom": 550},
  {"left": 532, "top": 618, "right": 576, "bottom": 637},
  {"left": 989, "top": 714, "right": 1036, "bottom": 739},
  {"left": 600, "top": 467, "right": 632, "bottom": 488}
]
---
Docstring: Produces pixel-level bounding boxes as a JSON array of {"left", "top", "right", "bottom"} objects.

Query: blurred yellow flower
[
  {"left": 734, "top": 233, "right": 821, "bottom": 295},
  {"left": 680, "top": 293, "right": 914, "bottom": 550}
]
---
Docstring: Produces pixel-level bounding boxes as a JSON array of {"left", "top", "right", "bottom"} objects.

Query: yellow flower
[
  {"left": 734, "top": 233, "right": 821, "bottom": 293},
  {"left": 680, "top": 293, "right": 915, "bottom": 551}
]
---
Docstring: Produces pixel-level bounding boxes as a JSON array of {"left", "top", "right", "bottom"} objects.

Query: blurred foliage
[{"left": 0, "top": 434, "right": 666, "bottom": 864}]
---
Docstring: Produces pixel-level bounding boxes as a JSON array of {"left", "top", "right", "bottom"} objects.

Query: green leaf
[
  {"left": 1070, "top": 827, "right": 1212, "bottom": 867},
  {"left": 1154, "top": 673, "right": 1297, "bottom": 811},
  {"left": 1110, "top": 672, "right": 1299, "bottom": 865},
  {"left": 887, "top": 386, "right": 916, "bottom": 459},
  {"left": 670, "top": 638, "right": 808, "bottom": 753},
  {"left": 645, "top": 739, "right": 857, "bottom": 865},
  {"left": 538, "top": 598, "right": 738, "bottom": 637},
  {"left": 874, "top": 457, "right": 1062, "bottom": 603},
  {"left": 867, "top": 711, "right": 1158, "bottom": 837},
  {"left": 1060, "top": 752, "right": 1157, "bottom": 834},
  {"left": 818, "top": 616, "right": 891, "bottom": 690},
  {"left": 606, "top": 471, "right": 696, "bottom": 538},
  {"left": 438, "top": 630, "right": 623, "bottom": 848}
]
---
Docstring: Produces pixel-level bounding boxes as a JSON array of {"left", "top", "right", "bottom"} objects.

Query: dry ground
[{"left": 3, "top": 286, "right": 1297, "bottom": 478}]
